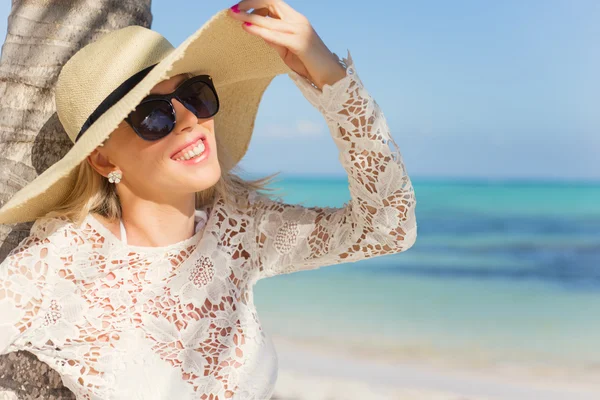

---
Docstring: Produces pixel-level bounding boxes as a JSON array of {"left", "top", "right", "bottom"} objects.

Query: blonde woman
[{"left": 0, "top": 1, "right": 417, "bottom": 398}]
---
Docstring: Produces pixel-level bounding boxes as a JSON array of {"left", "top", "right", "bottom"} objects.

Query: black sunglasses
[{"left": 124, "top": 74, "right": 219, "bottom": 141}]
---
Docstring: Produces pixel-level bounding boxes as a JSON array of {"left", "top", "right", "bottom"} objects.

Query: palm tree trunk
[{"left": 0, "top": 0, "right": 152, "bottom": 397}]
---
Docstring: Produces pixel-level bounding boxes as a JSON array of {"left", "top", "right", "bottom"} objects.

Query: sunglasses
[{"left": 124, "top": 74, "right": 219, "bottom": 141}]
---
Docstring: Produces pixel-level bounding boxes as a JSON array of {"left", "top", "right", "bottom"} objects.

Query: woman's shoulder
[
  {"left": 16, "top": 214, "right": 91, "bottom": 257},
  {"left": 25, "top": 214, "right": 89, "bottom": 248},
  {"left": 31, "top": 214, "right": 73, "bottom": 238}
]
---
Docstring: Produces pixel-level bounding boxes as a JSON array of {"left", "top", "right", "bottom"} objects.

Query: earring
[{"left": 107, "top": 170, "right": 122, "bottom": 184}]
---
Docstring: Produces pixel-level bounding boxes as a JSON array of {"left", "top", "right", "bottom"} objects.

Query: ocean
[{"left": 252, "top": 176, "right": 600, "bottom": 373}]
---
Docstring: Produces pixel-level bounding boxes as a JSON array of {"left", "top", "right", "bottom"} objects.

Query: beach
[
  {"left": 269, "top": 334, "right": 600, "bottom": 400},
  {"left": 252, "top": 178, "right": 600, "bottom": 400}
]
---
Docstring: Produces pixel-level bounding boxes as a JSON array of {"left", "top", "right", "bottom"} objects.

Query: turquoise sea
[{"left": 252, "top": 176, "right": 600, "bottom": 372}]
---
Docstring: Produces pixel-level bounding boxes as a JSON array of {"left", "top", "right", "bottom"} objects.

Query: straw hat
[{"left": 0, "top": 7, "right": 293, "bottom": 225}]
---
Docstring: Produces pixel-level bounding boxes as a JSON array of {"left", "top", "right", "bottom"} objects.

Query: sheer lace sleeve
[
  {"left": 248, "top": 49, "right": 417, "bottom": 281},
  {"left": 0, "top": 219, "right": 53, "bottom": 355}
]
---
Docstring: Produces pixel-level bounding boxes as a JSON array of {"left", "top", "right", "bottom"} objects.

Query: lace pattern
[
  {"left": 249, "top": 48, "right": 417, "bottom": 280},
  {"left": 0, "top": 49, "right": 417, "bottom": 399}
]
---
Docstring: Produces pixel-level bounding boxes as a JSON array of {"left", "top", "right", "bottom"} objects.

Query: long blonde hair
[{"left": 45, "top": 91, "right": 283, "bottom": 227}]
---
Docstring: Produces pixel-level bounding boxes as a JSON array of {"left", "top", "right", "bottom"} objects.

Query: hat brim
[{"left": 0, "top": 8, "right": 293, "bottom": 225}]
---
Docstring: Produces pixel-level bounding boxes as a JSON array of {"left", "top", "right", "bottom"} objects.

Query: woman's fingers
[
  {"left": 229, "top": 0, "right": 313, "bottom": 57},
  {"left": 243, "top": 25, "right": 298, "bottom": 51},
  {"left": 249, "top": 7, "right": 269, "bottom": 17},
  {"left": 235, "top": 0, "right": 306, "bottom": 23},
  {"left": 230, "top": 6, "right": 296, "bottom": 34},
  {"left": 273, "top": 0, "right": 307, "bottom": 21},
  {"left": 236, "top": 0, "right": 280, "bottom": 16}
]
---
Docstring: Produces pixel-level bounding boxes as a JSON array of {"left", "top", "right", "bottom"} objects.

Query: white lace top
[{"left": 0, "top": 50, "right": 417, "bottom": 400}]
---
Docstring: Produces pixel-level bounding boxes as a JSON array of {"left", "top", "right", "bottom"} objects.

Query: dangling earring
[{"left": 107, "top": 170, "right": 122, "bottom": 184}]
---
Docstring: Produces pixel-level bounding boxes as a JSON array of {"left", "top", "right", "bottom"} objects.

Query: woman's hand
[{"left": 228, "top": 0, "right": 347, "bottom": 90}]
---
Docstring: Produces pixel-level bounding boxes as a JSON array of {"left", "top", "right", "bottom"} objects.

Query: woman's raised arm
[{"left": 248, "top": 50, "right": 417, "bottom": 281}]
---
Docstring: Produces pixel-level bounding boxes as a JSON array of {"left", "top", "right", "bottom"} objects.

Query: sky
[{"left": 0, "top": 0, "right": 598, "bottom": 181}]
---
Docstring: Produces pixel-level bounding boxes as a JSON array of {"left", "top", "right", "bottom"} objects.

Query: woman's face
[{"left": 87, "top": 73, "right": 221, "bottom": 200}]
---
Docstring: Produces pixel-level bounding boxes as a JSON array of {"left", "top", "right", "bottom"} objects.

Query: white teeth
[{"left": 176, "top": 140, "right": 205, "bottom": 161}]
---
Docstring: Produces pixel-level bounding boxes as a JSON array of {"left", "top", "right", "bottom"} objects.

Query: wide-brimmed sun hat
[{"left": 0, "top": 7, "right": 293, "bottom": 225}]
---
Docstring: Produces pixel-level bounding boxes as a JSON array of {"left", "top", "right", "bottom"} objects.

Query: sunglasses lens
[
  {"left": 127, "top": 78, "right": 218, "bottom": 141},
  {"left": 129, "top": 100, "right": 175, "bottom": 140},
  {"left": 179, "top": 80, "right": 219, "bottom": 118}
]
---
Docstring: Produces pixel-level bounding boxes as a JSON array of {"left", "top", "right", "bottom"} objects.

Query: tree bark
[{"left": 0, "top": 0, "right": 152, "bottom": 398}]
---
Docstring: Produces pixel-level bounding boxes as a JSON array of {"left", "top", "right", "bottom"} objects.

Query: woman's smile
[
  {"left": 171, "top": 137, "right": 210, "bottom": 165},
  {"left": 170, "top": 134, "right": 207, "bottom": 160}
]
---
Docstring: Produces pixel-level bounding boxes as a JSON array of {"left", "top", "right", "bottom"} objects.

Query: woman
[{"left": 0, "top": 1, "right": 417, "bottom": 399}]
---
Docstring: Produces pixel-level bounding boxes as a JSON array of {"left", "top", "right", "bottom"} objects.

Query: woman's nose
[{"left": 170, "top": 98, "right": 198, "bottom": 134}]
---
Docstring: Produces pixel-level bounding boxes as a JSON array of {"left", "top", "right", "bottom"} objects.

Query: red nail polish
[
  {"left": 230, "top": 4, "right": 240, "bottom": 13},
  {"left": 244, "top": 22, "right": 252, "bottom": 26}
]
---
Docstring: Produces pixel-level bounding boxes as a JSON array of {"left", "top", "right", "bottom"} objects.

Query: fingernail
[
  {"left": 244, "top": 22, "right": 252, "bottom": 26},
  {"left": 230, "top": 4, "right": 240, "bottom": 13}
]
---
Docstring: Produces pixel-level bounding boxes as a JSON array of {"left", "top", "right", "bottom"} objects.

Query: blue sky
[{"left": 0, "top": 1, "right": 598, "bottom": 181}]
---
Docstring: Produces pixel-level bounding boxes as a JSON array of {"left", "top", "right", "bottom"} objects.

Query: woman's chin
[{"left": 182, "top": 165, "right": 221, "bottom": 189}]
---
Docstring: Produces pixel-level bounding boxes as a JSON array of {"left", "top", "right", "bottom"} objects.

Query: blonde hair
[{"left": 45, "top": 132, "right": 282, "bottom": 228}]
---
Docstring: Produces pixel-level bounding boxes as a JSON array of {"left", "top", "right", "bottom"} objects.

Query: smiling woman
[
  {"left": 44, "top": 68, "right": 278, "bottom": 238},
  {"left": 0, "top": 2, "right": 416, "bottom": 399}
]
